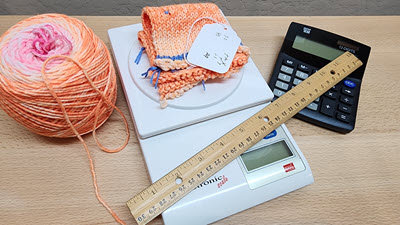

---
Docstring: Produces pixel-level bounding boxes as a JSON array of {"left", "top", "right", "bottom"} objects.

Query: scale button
[
  {"left": 263, "top": 130, "right": 277, "bottom": 139},
  {"left": 280, "top": 65, "right": 294, "bottom": 74},
  {"left": 283, "top": 163, "right": 295, "bottom": 173},
  {"left": 283, "top": 59, "right": 294, "bottom": 67},
  {"left": 344, "top": 79, "right": 356, "bottom": 88}
]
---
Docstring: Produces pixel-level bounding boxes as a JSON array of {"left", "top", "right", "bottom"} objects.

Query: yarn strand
[{"left": 41, "top": 55, "right": 128, "bottom": 225}]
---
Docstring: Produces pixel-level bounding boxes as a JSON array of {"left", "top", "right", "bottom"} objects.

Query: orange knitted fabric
[{"left": 138, "top": 3, "right": 250, "bottom": 105}]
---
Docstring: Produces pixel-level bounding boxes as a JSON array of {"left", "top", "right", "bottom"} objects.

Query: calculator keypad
[{"left": 269, "top": 53, "right": 361, "bottom": 133}]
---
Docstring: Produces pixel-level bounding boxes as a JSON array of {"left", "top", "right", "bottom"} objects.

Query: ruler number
[
  {"left": 137, "top": 214, "right": 146, "bottom": 222},
  {"left": 169, "top": 191, "right": 176, "bottom": 199},
  {"left": 148, "top": 206, "right": 156, "bottom": 214},
  {"left": 246, "top": 136, "right": 252, "bottom": 142},
  {"left": 188, "top": 178, "right": 195, "bottom": 185},
  {"left": 159, "top": 198, "right": 166, "bottom": 206},
  {"left": 214, "top": 159, "right": 221, "bottom": 166},
  {"left": 261, "top": 126, "right": 267, "bottom": 132},
  {"left": 197, "top": 171, "right": 204, "bottom": 178},
  {"left": 254, "top": 131, "right": 260, "bottom": 137},
  {"left": 230, "top": 147, "right": 238, "bottom": 153},
  {"left": 206, "top": 165, "right": 213, "bottom": 172},
  {"left": 178, "top": 185, "right": 186, "bottom": 192},
  {"left": 222, "top": 153, "right": 229, "bottom": 159}
]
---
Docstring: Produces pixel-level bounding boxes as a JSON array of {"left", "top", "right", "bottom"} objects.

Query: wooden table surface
[{"left": 0, "top": 16, "right": 399, "bottom": 225}]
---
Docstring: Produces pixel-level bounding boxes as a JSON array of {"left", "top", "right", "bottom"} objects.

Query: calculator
[{"left": 269, "top": 22, "right": 371, "bottom": 133}]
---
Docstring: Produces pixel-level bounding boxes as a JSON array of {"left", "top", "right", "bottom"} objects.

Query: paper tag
[{"left": 187, "top": 23, "right": 241, "bottom": 74}]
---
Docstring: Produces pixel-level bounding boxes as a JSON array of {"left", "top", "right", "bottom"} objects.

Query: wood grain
[{"left": 0, "top": 16, "right": 399, "bottom": 225}]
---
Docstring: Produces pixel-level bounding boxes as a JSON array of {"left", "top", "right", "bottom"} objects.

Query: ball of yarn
[{"left": 0, "top": 14, "right": 117, "bottom": 138}]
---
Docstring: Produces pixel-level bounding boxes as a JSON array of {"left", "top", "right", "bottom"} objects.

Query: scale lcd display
[
  {"left": 292, "top": 35, "right": 344, "bottom": 61},
  {"left": 241, "top": 141, "right": 293, "bottom": 172}
]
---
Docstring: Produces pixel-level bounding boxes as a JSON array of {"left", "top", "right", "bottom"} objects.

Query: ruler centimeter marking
[{"left": 127, "top": 52, "right": 363, "bottom": 225}]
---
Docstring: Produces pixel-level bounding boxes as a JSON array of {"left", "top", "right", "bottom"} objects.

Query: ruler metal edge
[{"left": 127, "top": 52, "right": 363, "bottom": 225}]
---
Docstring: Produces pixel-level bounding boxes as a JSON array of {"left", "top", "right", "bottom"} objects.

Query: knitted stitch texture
[{"left": 138, "top": 3, "right": 250, "bottom": 105}]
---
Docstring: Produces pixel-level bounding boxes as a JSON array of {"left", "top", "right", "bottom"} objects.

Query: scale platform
[
  {"left": 108, "top": 24, "right": 272, "bottom": 139},
  {"left": 108, "top": 24, "right": 313, "bottom": 225}
]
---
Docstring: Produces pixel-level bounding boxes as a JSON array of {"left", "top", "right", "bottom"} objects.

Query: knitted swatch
[{"left": 138, "top": 3, "right": 250, "bottom": 106}]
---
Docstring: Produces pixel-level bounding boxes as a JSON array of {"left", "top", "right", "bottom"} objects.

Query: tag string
[{"left": 183, "top": 17, "right": 228, "bottom": 68}]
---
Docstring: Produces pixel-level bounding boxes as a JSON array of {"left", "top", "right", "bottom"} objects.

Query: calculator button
[
  {"left": 283, "top": 59, "right": 295, "bottom": 67},
  {"left": 273, "top": 88, "right": 285, "bottom": 97},
  {"left": 320, "top": 98, "right": 336, "bottom": 117},
  {"left": 307, "top": 102, "right": 318, "bottom": 111},
  {"left": 293, "top": 78, "right": 302, "bottom": 86},
  {"left": 337, "top": 112, "right": 350, "bottom": 123},
  {"left": 298, "top": 64, "right": 310, "bottom": 72},
  {"left": 340, "top": 96, "right": 354, "bottom": 105},
  {"left": 324, "top": 90, "right": 338, "bottom": 99},
  {"left": 331, "top": 85, "right": 338, "bottom": 91},
  {"left": 280, "top": 65, "right": 294, "bottom": 74},
  {"left": 341, "top": 87, "right": 354, "bottom": 96},
  {"left": 278, "top": 73, "right": 291, "bottom": 82},
  {"left": 275, "top": 80, "right": 289, "bottom": 90},
  {"left": 314, "top": 97, "right": 320, "bottom": 102},
  {"left": 295, "top": 70, "right": 309, "bottom": 79},
  {"left": 344, "top": 79, "right": 356, "bottom": 88},
  {"left": 338, "top": 104, "right": 352, "bottom": 113}
]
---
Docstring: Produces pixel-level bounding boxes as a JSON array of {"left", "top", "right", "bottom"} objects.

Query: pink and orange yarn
[
  {"left": 138, "top": 3, "right": 250, "bottom": 106},
  {"left": 0, "top": 14, "right": 128, "bottom": 224}
]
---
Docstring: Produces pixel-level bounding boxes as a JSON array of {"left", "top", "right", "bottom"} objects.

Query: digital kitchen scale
[{"left": 108, "top": 23, "right": 313, "bottom": 225}]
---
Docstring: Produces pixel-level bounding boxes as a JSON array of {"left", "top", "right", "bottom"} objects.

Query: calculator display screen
[
  {"left": 241, "top": 141, "right": 293, "bottom": 172},
  {"left": 293, "top": 35, "right": 344, "bottom": 61}
]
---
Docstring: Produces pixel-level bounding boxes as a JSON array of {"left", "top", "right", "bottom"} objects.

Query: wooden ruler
[{"left": 127, "top": 52, "right": 363, "bottom": 225}]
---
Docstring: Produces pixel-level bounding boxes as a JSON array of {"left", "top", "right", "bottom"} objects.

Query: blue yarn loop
[
  {"left": 164, "top": 10, "right": 169, "bottom": 14},
  {"left": 156, "top": 53, "right": 188, "bottom": 61},
  {"left": 154, "top": 69, "right": 162, "bottom": 89},
  {"left": 202, "top": 80, "right": 206, "bottom": 91},
  {"left": 141, "top": 66, "right": 158, "bottom": 78},
  {"left": 135, "top": 47, "right": 145, "bottom": 64}
]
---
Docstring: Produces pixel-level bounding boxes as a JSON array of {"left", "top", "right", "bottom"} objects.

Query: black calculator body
[{"left": 269, "top": 22, "right": 371, "bottom": 133}]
